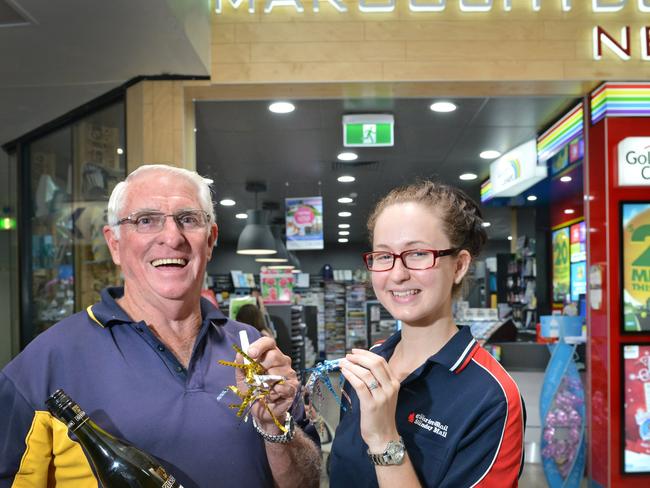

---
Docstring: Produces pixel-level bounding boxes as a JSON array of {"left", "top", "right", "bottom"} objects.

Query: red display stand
[{"left": 585, "top": 83, "right": 650, "bottom": 487}]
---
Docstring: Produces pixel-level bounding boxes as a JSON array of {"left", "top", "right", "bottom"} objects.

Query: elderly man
[{"left": 0, "top": 165, "right": 321, "bottom": 487}]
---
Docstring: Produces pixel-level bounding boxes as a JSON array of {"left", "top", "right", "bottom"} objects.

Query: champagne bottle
[{"left": 46, "top": 389, "right": 183, "bottom": 488}]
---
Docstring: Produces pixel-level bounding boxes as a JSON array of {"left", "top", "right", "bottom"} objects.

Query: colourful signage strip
[
  {"left": 480, "top": 179, "right": 493, "bottom": 203},
  {"left": 537, "top": 103, "right": 584, "bottom": 163},
  {"left": 591, "top": 82, "right": 650, "bottom": 125}
]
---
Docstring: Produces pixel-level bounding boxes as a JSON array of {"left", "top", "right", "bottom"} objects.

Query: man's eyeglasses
[
  {"left": 362, "top": 248, "right": 458, "bottom": 272},
  {"left": 117, "top": 210, "right": 210, "bottom": 234}
]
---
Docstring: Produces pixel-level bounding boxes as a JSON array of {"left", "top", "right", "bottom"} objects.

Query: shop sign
[
  {"left": 216, "top": 0, "right": 650, "bottom": 15},
  {"left": 618, "top": 137, "right": 650, "bottom": 186},
  {"left": 622, "top": 203, "right": 650, "bottom": 332},
  {"left": 552, "top": 226, "right": 571, "bottom": 303},
  {"left": 285, "top": 196, "right": 324, "bottom": 250},
  {"left": 489, "top": 139, "right": 546, "bottom": 197}
]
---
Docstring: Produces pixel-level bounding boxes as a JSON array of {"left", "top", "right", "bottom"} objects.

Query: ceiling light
[
  {"left": 116, "top": 148, "right": 124, "bottom": 155},
  {"left": 269, "top": 101, "right": 295, "bottom": 114},
  {"left": 220, "top": 199, "right": 236, "bottom": 206},
  {"left": 507, "top": 235, "right": 513, "bottom": 241},
  {"left": 560, "top": 175, "right": 572, "bottom": 183},
  {"left": 338, "top": 223, "right": 350, "bottom": 229},
  {"left": 338, "top": 211, "right": 352, "bottom": 217},
  {"left": 430, "top": 101, "right": 457, "bottom": 113},
  {"left": 339, "top": 231, "right": 350, "bottom": 236},
  {"left": 268, "top": 264, "right": 295, "bottom": 270},
  {"left": 338, "top": 238, "right": 349, "bottom": 243},
  {"left": 526, "top": 195, "right": 538, "bottom": 201},
  {"left": 459, "top": 173, "right": 477, "bottom": 181},
  {"left": 236, "top": 209, "right": 276, "bottom": 255},
  {"left": 337, "top": 152, "right": 358, "bottom": 162},
  {"left": 564, "top": 208, "right": 575, "bottom": 215},
  {"left": 337, "top": 175, "right": 356, "bottom": 183},
  {"left": 256, "top": 256, "right": 288, "bottom": 263},
  {"left": 338, "top": 197, "right": 353, "bottom": 204},
  {"left": 482, "top": 222, "right": 491, "bottom": 228},
  {"left": 235, "top": 213, "right": 248, "bottom": 219},
  {"left": 480, "top": 150, "right": 501, "bottom": 160}
]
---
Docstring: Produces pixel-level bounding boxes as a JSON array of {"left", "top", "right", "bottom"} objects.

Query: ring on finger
[{"left": 368, "top": 380, "right": 379, "bottom": 391}]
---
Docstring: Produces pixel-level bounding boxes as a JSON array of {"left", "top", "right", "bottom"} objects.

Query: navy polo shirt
[
  {"left": 0, "top": 287, "right": 318, "bottom": 488},
  {"left": 329, "top": 326, "right": 524, "bottom": 488}
]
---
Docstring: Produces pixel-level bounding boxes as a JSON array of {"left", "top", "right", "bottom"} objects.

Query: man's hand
[{"left": 235, "top": 336, "right": 299, "bottom": 433}]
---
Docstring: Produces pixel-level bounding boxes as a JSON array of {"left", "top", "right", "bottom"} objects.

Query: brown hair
[
  {"left": 236, "top": 304, "right": 272, "bottom": 336},
  {"left": 367, "top": 180, "right": 487, "bottom": 296}
]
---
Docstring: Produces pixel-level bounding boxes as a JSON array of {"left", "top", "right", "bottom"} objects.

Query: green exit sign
[{"left": 343, "top": 114, "right": 394, "bottom": 147}]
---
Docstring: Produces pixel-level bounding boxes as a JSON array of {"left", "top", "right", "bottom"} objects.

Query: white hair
[{"left": 107, "top": 164, "right": 215, "bottom": 238}]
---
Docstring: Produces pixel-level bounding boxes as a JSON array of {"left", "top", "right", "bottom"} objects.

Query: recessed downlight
[
  {"left": 116, "top": 148, "right": 124, "bottom": 155},
  {"left": 507, "top": 235, "right": 513, "bottom": 241},
  {"left": 338, "top": 175, "right": 356, "bottom": 183},
  {"left": 338, "top": 223, "right": 350, "bottom": 229},
  {"left": 560, "top": 175, "right": 572, "bottom": 183},
  {"left": 480, "top": 150, "right": 501, "bottom": 160},
  {"left": 338, "top": 230, "right": 350, "bottom": 236},
  {"left": 235, "top": 213, "right": 248, "bottom": 219},
  {"left": 482, "top": 222, "right": 491, "bottom": 228},
  {"left": 337, "top": 152, "right": 358, "bottom": 162},
  {"left": 338, "top": 238, "right": 349, "bottom": 243},
  {"left": 220, "top": 199, "right": 236, "bottom": 206},
  {"left": 430, "top": 101, "right": 457, "bottom": 113},
  {"left": 526, "top": 195, "right": 538, "bottom": 202},
  {"left": 338, "top": 197, "right": 353, "bottom": 204},
  {"left": 338, "top": 211, "right": 352, "bottom": 217},
  {"left": 459, "top": 173, "right": 478, "bottom": 181},
  {"left": 269, "top": 101, "right": 295, "bottom": 114},
  {"left": 564, "top": 208, "right": 575, "bottom": 215}
]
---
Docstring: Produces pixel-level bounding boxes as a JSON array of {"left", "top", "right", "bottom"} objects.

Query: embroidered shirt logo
[{"left": 409, "top": 412, "right": 448, "bottom": 439}]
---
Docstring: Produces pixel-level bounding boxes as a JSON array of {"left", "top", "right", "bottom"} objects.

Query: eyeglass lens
[
  {"left": 367, "top": 250, "right": 435, "bottom": 270},
  {"left": 130, "top": 211, "right": 208, "bottom": 233}
]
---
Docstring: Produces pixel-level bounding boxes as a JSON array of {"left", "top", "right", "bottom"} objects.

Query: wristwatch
[
  {"left": 252, "top": 412, "right": 296, "bottom": 444},
  {"left": 367, "top": 437, "right": 406, "bottom": 466}
]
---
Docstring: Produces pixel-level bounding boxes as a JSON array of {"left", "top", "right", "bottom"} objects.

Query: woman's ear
[{"left": 454, "top": 250, "right": 472, "bottom": 284}]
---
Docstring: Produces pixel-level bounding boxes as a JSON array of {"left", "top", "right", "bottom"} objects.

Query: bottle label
[
  {"left": 149, "top": 466, "right": 183, "bottom": 488},
  {"left": 67, "top": 405, "right": 89, "bottom": 432}
]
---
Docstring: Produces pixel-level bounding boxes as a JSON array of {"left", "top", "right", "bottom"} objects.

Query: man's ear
[
  {"left": 103, "top": 225, "right": 121, "bottom": 266},
  {"left": 206, "top": 223, "right": 218, "bottom": 260},
  {"left": 454, "top": 250, "right": 472, "bottom": 285}
]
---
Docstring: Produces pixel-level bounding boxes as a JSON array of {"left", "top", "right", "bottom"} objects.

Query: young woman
[{"left": 329, "top": 180, "right": 525, "bottom": 488}]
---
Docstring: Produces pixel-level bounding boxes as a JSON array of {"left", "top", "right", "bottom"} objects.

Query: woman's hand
[{"left": 340, "top": 349, "right": 401, "bottom": 453}]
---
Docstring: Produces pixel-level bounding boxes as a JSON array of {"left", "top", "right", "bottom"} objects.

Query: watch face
[{"left": 386, "top": 441, "right": 405, "bottom": 464}]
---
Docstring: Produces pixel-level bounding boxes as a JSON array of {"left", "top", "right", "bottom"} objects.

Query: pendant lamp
[
  {"left": 237, "top": 209, "right": 276, "bottom": 255},
  {"left": 256, "top": 226, "right": 289, "bottom": 263},
  {"left": 236, "top": 182, "right": 277, "bottom": 255}
]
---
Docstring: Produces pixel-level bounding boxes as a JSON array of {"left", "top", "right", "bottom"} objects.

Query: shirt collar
[
  {"left": 373, "top": 325, "right": 478, "bottom": 373},
  {"left": 88, "top": 286, "right": 228, "bottom": 328}
]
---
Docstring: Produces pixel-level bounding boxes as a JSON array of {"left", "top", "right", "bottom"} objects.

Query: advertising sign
[
  {"left": 622, "top": 344, "right": 650, "bottom": 473},
  {"left": 260, "top": 268, "right": 294, "bottom": 305},
  {"left": 552, "top": 226, "right": 571, "bottom": 303},
  {"left": 570, "top": 261, "right": 587, "bottom": 302},
  {"left": 285, "top": 196, "right": 323, "bottom": 250},
  {"left": 622, "top": 203, "right": 650, "bottom": 332},
  {"left": 570, "top": 221, "right": 586, "bottom": 263},
  {"left": 618, "top": 138, "right": 650, "bottom": 186},
  {"left": 490, "top": 139, "right": 547, "bottom": 197}
]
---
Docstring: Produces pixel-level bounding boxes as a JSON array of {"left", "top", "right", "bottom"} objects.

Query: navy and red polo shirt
[
  {"left": 329, "top": 326, "right": 525, "bottom": 488},
  {"left": 0, "top": 287, "right": 317, "bottom": 488}
]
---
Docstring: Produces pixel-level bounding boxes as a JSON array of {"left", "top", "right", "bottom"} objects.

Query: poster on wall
[
  {"left": 285, "top": 196, "right": 323, "bottom": 250},
  {"left": 570, "top": 261, "right": 587, "bottom": 302},
  {"left": 622, "top": 203, "right": 650, "bottom": 332},
  {"left": 552, "top": 227, "right": 571, "bottom": 303},
  {"left": 570, "top": 221, "right": 586, "bottom": 263},
  {"left": 622, "top": 344, "right": 650, "bottom": 473},
  {"left": 260, "top": 268, "right": 294, "bottom": 305}
]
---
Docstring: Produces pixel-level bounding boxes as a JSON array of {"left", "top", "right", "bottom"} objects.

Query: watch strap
[{"left": 252, "top": 412, "right": 295, "bottom": 444}]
